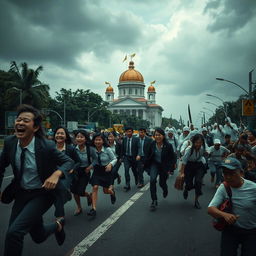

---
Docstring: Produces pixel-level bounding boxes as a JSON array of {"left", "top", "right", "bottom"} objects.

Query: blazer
[
  {"left": 64, "top": 144, "right": 81, "bottom": 172},
  {"left": 122, "top": 136, "right": 139, "bottom": 158},
  {"left": 0, "top": 135, "right": 74, "bottom": 202},
  {"left": 145, "top": 140, "right": 177, "bottom": 172},
  {"left": 114, "top": 141, "right": 122, "bottom": 161}
]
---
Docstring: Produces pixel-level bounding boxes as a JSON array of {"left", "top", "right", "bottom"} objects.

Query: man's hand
[
  {"left": 105, "top": 164, "right": 112, "bottom": 172},
  {"left": 42, "top": 170, "right": 62, "bottom": 190},
  {"left": 222, "top": 212, "right": 239, "bottom": 225},
  {"left": 136, "top": 155, "right": 141, "bottom": 161}
]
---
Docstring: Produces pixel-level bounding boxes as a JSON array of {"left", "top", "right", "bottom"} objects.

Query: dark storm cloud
[
  {"left": 205, "top": 0, "right": 256, "bottom": 33},
  {"left": 0, "top": 0, "right": 143, "bottom": 67}
]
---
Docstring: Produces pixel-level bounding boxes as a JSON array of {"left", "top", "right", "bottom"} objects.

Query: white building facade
[{"left": 105, "top": 61, "right": 163, "bottom": 128}]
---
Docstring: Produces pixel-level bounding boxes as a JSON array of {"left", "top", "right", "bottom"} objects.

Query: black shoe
[
  {"left": 55, "top": 217, "right": 65, "bottom": 246},
  {"left": 117, "top": 175, "right": 121, "bottom": 184},
  {"left": 135, "top": 179, "right": 138, "bottom": 186},
  {"left": 87, "top": 208, "right": 96, "bottom": 217},
  {"left": 87, "top": 193, "right": 92, "bottom": 206},
  {"left": 110, "top": 190, "right": 116, "bottom": 204},
  {"left": 137, "top": 184, "right": 144, "bottom": 189},
  {"left": 123, "top": 186, "right": 131, "bottom": 192},
  {"left": 194, "top": 200, "right": 201, "bottom": 209},
  {"left": 163, "top": 189, "right": 168, "bottom": 198},
  {"left": 150, "top": 200, "right": 158, "bottom": 211},
  {"left": 183, "top": 189, "right": 188, "bottom": 200}
]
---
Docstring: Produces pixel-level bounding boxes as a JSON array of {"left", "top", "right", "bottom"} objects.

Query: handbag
[
  {"left": 212, "top": 181, "right": 232, "bottom": 231},
  {"left": 174, "top": 175, "right": 185, "bottom": 190}
]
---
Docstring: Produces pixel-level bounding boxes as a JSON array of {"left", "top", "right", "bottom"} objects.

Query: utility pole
[{"left": 63, "top": 98, "right": 66, "bottom": 127}]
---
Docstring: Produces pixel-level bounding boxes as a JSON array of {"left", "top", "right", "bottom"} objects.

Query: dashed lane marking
[{"left": 69, "top": 182, "right": 150, "bottom": 256}]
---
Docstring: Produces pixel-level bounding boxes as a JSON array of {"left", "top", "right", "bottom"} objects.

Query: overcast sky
[{"left": 1, "top": 0, "right": 256, "bottom": 127}]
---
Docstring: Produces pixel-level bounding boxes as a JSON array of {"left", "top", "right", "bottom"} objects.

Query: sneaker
[
  {"left": 150, "top": 200, "right": 158, "bottom": 211},
  {"left": 137, "top": 184, "right": 144, "bottom": 189},
  {"left": 87, "top": 208, "right": 96, "bottom": 217}
]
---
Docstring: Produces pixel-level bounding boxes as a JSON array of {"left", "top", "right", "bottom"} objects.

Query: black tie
[
  {"left": 97, "top": 152, "right": 102, "bottom": 166},
  {"left": 127, "top": 138, "right": 131, "bottom": 156},
  {"left": 19, "top": 147, "right": 26, "bottom": 181}
]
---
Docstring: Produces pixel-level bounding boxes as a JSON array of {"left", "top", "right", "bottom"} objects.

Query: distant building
[{"left": 105, "top": 60, "right": 163, "bottom": 128}]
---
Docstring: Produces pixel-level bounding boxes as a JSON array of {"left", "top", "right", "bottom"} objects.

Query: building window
[
  {"left": 113, "top": 110, "right": 118, "bottom": 114},
  {"left": 120, "top": 109, "right": 124, "bottom": 115},
  {"left": 135, "top": 89, "right": 138, "bottom": 95},
  {"left": 132, "top": 109, "right": 136, "bottom": 116},
  {"left": 138, "top": 109, "right": 143, "bottom": 119},
  {"left": 126, "top": 109, "right": 130, "bottom": 115}
]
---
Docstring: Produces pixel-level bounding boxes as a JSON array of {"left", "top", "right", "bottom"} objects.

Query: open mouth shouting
[{"left": 15, "top": 126, "right": 27, "bottom": 137}]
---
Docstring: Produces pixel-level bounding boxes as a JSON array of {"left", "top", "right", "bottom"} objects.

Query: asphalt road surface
[{"left": 0, "top": 165, "right": 220, "bottom": 256}]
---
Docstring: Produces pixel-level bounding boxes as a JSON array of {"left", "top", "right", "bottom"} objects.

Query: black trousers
[
  {"left": 111, "top": 160, "right": 122, "bottom": 185},
  {"left": 184, "top": 161, "right": 205, "bottom": 196},
  {"left": 4, "top": 189, "right": 56, "bottom": 256},
  {"left": 137, "top": 156, "right": 146, "bottom": 185},
  {"left": 221, "top": 226, "right": 256, "bottom": 256},
  {"left": 123, "top": 156, "right": 138, "bottom": 186}
]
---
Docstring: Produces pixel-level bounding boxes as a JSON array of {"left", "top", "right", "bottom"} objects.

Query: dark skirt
[
  {"left": 70, "top": 167, "right": 91, "bottom": 196},
  {"left": 90, "top": 165, "right": 112, "bottom": 188}
]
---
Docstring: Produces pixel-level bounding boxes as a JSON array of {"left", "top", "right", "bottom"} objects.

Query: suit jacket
[
  {"left": 114, "top": 141, "right": 122, "bottom": 161},
  {"left": 0, "top": 135, "right": 74, "bottom": 202},
  {"left": 122, "top": 136, "right": 139, "bottom": 158},
  {"left": 145, "top": 140, "right": 177, "bottom": 172}
]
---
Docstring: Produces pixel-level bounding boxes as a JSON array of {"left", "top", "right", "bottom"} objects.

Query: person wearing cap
[
  {"left": 179, "top": 133, "right": 208, "bottom": 209},
  {"left": 208, "top": 157, "right": 256, "bottom": 256},
  {"left": 223, "top": 117, "right": 239, "bottom": 142},
  {"left": 201, "top": 127, "right": 213, "bottom": 147},
  {"left": 207, "top": 139, "right": 230, "bottom": 188},
  {"left": 177, "top": 127, "right": 190, "bottom": 151},
  {"left": 166, "top": 128, "right": 178, "bottom": 154}
]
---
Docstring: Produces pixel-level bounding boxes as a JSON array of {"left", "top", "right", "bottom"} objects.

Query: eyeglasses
[{"left": 15, "top": 117, "right": 33, "bottom": 123}]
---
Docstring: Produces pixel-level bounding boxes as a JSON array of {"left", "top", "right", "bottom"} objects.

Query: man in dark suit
[
  {"left": 0, "top": 105, "right": 73, "bottom": 256},
  {"left": 122, "top": 127, "right": 139, "bottom": 191},
  {"left": 136, "top": 128, "right": 153, "bottom": 188}
]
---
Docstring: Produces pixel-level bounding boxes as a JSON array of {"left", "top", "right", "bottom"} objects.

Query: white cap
[
  {"left": 202, "top": 127, "right": 207, "bottom": 132},
  {"left": 183, "top": 126, "right": 190, "bottom": 132},
  {"left": 168, "top": 128, "right": 175, "bottom": 134},
  {"left": 214, "top": 139, "right": 221, "bottom": 145}
]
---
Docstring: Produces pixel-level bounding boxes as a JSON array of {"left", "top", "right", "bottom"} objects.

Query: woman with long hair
[
  {"left": 145, "top": 128, "right": 176, "bottom": 210},
  {"left": 87, "top": 133, "right": 117, "bottom": 217},
  {"left": 70, "top": 130, "right": 93, "bottom": 216},
  {"left": 179, "top": 133, "right": 207, "bottom": 209},
  {"left": 53, "top": 126, "right": 81, "bottom": 222},
  {"left": 108, "top": 132, "right": 122, "bottom": 186}
]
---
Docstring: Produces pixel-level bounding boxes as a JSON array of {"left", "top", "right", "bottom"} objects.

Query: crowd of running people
[{"left": 0, "top": 104, "right": 256, "bottom": 256}]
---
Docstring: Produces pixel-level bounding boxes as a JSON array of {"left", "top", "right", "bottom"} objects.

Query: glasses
[{"left": 15, "top": 117, "right": 33, "bottom": 123}]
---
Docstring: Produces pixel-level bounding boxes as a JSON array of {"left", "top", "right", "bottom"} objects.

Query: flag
[
  {"left": 188, "top": 104, "right": 192, "bottom": 124},
  {"left": 130, "top": 53, "right": 136, "bottom": 58},
  {"left": 122, "top": 54, "right": 127, "bottom": 63},
  {"left": 105, "top": 81, "right": 110, "bottom": 85},
  {"left": 150, "top": 80, "right": 156, "bottom": 85}
]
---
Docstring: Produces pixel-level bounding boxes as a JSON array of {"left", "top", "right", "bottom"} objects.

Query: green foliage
[{"left": 161, "top": 116, "right": 181, "bottom": 129}]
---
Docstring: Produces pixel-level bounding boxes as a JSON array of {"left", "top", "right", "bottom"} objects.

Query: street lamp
[
  {"left": 11, "top": 87, "right": 22, "bottom": 105},
  {"left": 206, "top": 93, "right": 227, "bottom": 115},
  {"left": 203, "top": 107, "right": 214, "bottom": 114},
  {"left": 205, "top": 101, "right": 227, "bottom": 117}
]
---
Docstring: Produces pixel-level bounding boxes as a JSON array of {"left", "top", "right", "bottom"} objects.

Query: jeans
[
  {"left": 184, "top": 161, "right": 205, "bottom": 196},
  {"left": 149, "top": 162, "right": 168, "bottom": 201},
  {"left": 208, "top": 161, "right": 223, "bottom": 186},
  {"left": 123, "top": 156, "right": 138, "bottom": 186},
  {"left": 221, "top": 226, "right": 256, "bottom": 256},
  {"left": 4, "top": 190, "right": 56, "bottom": 256}
]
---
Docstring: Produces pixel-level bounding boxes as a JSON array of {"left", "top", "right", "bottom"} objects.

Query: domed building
[{"left": 105, "top": 60, "right": 163, "bottom": 128}]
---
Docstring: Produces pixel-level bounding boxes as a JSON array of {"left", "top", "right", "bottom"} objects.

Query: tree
[{"left": 5, "top": 61, "right": 50, "bottom": 109}]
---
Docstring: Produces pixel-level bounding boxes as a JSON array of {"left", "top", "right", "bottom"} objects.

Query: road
[{"left": 0, "top": 165, "right": 220, "bottom": 256}]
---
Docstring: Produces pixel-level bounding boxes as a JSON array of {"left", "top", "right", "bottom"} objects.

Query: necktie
[
  {"left": 19, "top": 147, "right": 26, "bottom": 181},
  {"left": 127, "top": 138, "right": 131, "bottom": 156},
  {"left": 97, "top": 152, "right": 102, "bottom": 166},
  {"left": 140, "top": 139, "right": 144, "bottom": 156}
]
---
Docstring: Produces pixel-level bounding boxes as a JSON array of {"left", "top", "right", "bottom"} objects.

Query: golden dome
[
  {"left": 106, "top": 85, "right": 114, "bottom": 93},
  {"left": 119, "top": 61, "right": 144, "bottom": 82},
  {"left": 148, "top": 85, "right": 155, "bottom": 92}
]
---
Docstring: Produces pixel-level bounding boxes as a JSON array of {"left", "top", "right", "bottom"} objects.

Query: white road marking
[
  {"left": 70, "top": 183, "right": 150, "bottom": 256},
  {"left": 3, "top": 175, "right": 14, "bottom": 180}
]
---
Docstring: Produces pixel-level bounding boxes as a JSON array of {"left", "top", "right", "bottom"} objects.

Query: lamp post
[
  {"left": 205, "top": 101, "right": 227, "bottom": 116},
  {"left": 216, "top": 69, "right": 256, "bottom": 129},
  {"left": 11, "top": 87, "right": 22, "bottom": 105},
  {"left": 206, "top": 94, "right": 227, "bottom": 115},
  {"left": 203, "top": 107, "right": 214, "bottom": 114}
]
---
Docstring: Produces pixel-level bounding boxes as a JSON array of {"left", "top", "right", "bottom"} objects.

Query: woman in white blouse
[{"left": 87, "top": 133, "right": 117, "bottom": 217}]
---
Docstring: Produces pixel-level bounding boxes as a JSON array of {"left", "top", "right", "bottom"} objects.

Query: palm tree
[{"left": 6, "top": 61, "right": 50, "bottom": 109}]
